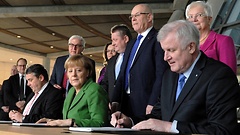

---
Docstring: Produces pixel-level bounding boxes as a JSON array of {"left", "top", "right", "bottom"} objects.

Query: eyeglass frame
[
  {"left": 68, "top": 43, "right": 84, "bottom": 48},
  {"left": 129, "top": 12, "right": 149, "bottom": 20},
  {"left": 106, "top": 50, "right": 116, "bottom": 53},
  {"left": 186, "top": 13, "right": 207, "bottom": 20}
]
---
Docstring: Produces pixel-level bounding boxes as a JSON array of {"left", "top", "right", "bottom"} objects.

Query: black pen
[{"left": 114, "top": 112, "right": 122, "bottom": 127}]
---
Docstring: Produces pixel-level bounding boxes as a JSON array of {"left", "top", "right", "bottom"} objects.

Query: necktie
[
  {"left": 125, "top": 35, "right": 143, "bottom": 90},
  {"left": 176, "top": 74, "right": 186, "bottom": 100},
  {"left": 23, "top": 92, "right": 39, "bottom": 115},
  {"left": 115, "top": 53, "right": 123, "bottom": 80},
  {"left": 62, "top": 71, "right": 68, "bottom": 89},
  {"left": 20, "top": 75, "right": 25, "bottom": 100}
]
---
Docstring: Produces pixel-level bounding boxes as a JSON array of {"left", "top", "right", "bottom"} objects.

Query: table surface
[{"left": 0, "top": 124, "right": 178, "bottom": 135}]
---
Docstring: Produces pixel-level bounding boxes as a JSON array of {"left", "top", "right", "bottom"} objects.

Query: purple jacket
[{"left": 200, "top": 31, "right": 237, "bottom": 74}]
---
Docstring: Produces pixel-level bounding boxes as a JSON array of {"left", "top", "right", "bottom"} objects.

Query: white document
[
  {"left": 69, "top": 127, "right": 137, "bottom": 132},
  {"left": 12, "top": 123, "right": 48, "bottom": 127}
]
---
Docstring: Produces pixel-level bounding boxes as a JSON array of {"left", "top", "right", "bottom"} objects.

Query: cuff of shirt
[{"left": 170, "top": 120, "right": 179, "bottom": 133}]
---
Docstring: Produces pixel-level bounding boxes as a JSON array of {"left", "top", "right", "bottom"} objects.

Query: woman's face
[
  {"left": 186, "top": 5, "right": 212, "bottom": 31},
  {"left": 106, "top": 44, "right": 116, "bottom": 60},
  {"left": 67, "top": 65, "right": 89, "bottom": 90}
]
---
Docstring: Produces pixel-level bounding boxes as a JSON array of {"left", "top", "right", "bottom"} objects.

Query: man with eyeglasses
[
  {"left": 4, "top": 58, "right": 32, "bottom": 114},
  {"left": 111, "top": 4, "right": 168, "bottom": 124},
  {"left": 50, "top": 35, "right": 96, "bottom": 98}
]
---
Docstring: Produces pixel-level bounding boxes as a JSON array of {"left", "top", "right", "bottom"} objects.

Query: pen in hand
[{"left": 114, "top": 112, "right": 122, "bottom": 128}]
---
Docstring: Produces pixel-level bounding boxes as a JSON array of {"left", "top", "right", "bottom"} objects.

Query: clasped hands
[{"left": 36, "top": 118, "right": 72, "bottom": 126}]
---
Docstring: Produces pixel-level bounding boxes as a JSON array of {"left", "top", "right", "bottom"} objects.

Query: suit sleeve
[
  {"left": 5, "top": 77, "right": 19, "bottom": 110},
  {"left": 216, "top": 35, "right": 237, "bottom": 74},
  {"left": 177, "top": 67, "right": 240, "bottom": 134},
  {"left": 90, "top": 58, "right": 96, "bottom": 82},
  {"left": 148, "top": 39, "right": 168, "bottom": 106},
  {"left": 49, "top": 58, "right": 59, "bottom": 85}
]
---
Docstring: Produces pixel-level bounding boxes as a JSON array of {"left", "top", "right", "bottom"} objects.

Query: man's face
[
  {"left": 160, "top": 34, "right": 194, "bottom": 74},
  {"left": 17, "top": 60, "right": 27, "bottom": 74},
  {"left": 68, "top": 38, "right": 84, "bottom": 56},
  {"left": 130, "top": 5, "right": 151, "bottom": 33},
  {"left": 26, "top": 73, "right": 43, "bottom": 93},
  {"left": 111, "top": 31, "right": 128, "bottom": 54}
]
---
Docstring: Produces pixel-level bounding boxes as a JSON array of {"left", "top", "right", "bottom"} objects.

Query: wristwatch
[{"left": 71, "top": 119, "right": 75, "bottom": 127}]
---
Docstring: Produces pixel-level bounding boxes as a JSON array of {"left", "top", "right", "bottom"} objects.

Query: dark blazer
[
  {"left": 112, "top": 27, "right": 168, "bottom": 120},
  {"left": 5, "top": 74, "right": 32, "bottom": 110},
  {"left": 0, "top": 80, "right": 10, "bottom": 120},
  {"left": 50, "top": 54, "right": 96, "bottom": 91},
  {"left": 101, "top": 54, "right": 119, "bottom": 102},
  {"left": 151, "top": 52, "right": 240, "bottom": 134},
  {"left": 23, "top": 83, "right": 64, "bottom": 123}
]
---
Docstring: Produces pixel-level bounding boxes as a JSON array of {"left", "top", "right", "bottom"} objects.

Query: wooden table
[{"left": 0, "top": 123, "right": 198, "bottom": 135}]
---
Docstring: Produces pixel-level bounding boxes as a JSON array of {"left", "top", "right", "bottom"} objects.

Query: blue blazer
[{"left": 113, "top": 27, "right": 168, "bottom": 122}]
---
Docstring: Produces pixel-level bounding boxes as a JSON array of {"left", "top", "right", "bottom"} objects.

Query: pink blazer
[{"left": 200, "top": 31, "right": 237, "bottom": 74}]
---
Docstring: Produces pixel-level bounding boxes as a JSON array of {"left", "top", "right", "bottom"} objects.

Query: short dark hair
[
  {"left": 111, "top": 24, "right": 132, "bottom": 40},
  {"left": 26, "top": 64, "right": 49, "bottom": 81},
  {"left": 16, "top": 58, "right": 27, "bottom": 65}
]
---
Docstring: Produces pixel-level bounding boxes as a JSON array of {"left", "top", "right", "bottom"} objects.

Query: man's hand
[
  {"left": 132, "top": 118, "right": 172, "bottom": 132},
  {"left": 9, "top": 110, "right": 23, "bottom": 122},
  {"left": 146, "top": 105, "right": 153, "bottom": 115},
  {"left": 53, "top": 84, "right": 62, "bottom": 89},
  {"left": 111, "top": 111, "right": 132, "bottom": 128},
  {"left": 1, "top": 106, "right": 9, "bottom": 112},
  {"left": 16, "top": 101, "right": 25, "bottom": 110}
]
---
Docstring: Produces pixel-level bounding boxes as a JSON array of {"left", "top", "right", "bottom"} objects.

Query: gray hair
[
  {"left": 185, "top": 1, "right": 213, "bottom": 18},
  {"left": 157, "top": 20, "right": 200, "bottom": 49},
  {"left": 68, "top": 35, "right": 86, "bottom": 48}
]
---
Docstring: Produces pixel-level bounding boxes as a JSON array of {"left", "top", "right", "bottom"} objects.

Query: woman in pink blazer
[{"left": 185, "top": 1, "right": 237, "bottom": 74}]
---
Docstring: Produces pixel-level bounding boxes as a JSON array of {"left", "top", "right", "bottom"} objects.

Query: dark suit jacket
[
  {"left": 151, "top": 52, "right": 240, "bottom": 134},
  {"left": 0, "top": 80, "right": 10, "bottom": 120},
  {"left": 23, "top": 83, "right": 64, "bottom": 123},
  {"left": 112, "top": 27, "right": 168, "bottom": 120},
  {"left": 5, "top": 74, "right": 32, "bottom": 110},
  {"left": 101, "top": 54, "right": 119, "bottom": 102},
  {"left": 50, "top": 54, "right": 96, "bottom": 91}
]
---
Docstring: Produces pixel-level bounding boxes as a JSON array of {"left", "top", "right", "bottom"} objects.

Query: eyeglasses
[
  {"left": 106, "top": 50, "right": 116, "bottom": 53},
  {"left": 17, "top": 65, "right": 26, "bottom": 67},
  {"left": 68, "top": 43, "right": 83, "bottom": 48},
  {"left": 129, "top": 12, "right": 149, "bottom": 20},
  {"left": 187, "top": 13, "right": 207, "bottom": 20}
]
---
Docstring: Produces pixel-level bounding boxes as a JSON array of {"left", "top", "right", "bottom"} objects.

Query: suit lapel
[
  {"left": 170, "top": 53, "right": 206, "bottom": 119},
  {"left": 131, "top": 28, "right": 156, "bottom": 68}
]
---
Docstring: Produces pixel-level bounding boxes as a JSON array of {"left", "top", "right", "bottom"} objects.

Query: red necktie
[{"left": 62, "top": 72, "right": 68, "bottom": 89}]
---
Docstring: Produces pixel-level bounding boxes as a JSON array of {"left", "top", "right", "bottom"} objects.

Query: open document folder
[{"left": 69, "top": 127, "right": 137, "bottom": 132}]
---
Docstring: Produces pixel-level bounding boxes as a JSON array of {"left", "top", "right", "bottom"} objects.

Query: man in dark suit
[
  {"left": 112, "top": 20, "right": 240, "bottom": 134},
  {"left": 101, "top": 24, "right": 132, "bottom": 108},
  {"left": 9, "top": 64, "right": 64, "bottom": 123},
  {"left": 5, "top": 58, "right": 32, "bottom": 112},
  {"left": 50, "top": 35, "right": 96, "bottom": 97},
  {"left": 0, "top": 80, "right": 10, "bottom": 120},
  {"left": 112, "top": 4, "right": 168, "bottom": 121}
]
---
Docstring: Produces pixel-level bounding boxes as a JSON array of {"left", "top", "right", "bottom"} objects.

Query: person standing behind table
[
  {"left": 101, "top": 24, "right": 132, "bottom": 112},
  {"left": 8, "top": 64, "right": 64, "bottom": 123},
  {"left": 0, "top": 65, "right": 19, "bottom": 120},
  {"left": 112, "top": 20, "right": 240, "bottom": 135},
  {"left": 112, "top": 3, "right": 168, "bottom": 123},
  {"left": 185, "top": 1, "right": 237, "bottom": 74},
  {"left": 97, "top": 42, "right": 116, "bottom": 85},
  {"left": 50, "top": 35, "right": 96, "bottom": 98},
  {"left": 5, "top": 58, "right": 32, "bottom": 112},
  {"left": 37, "top": 55, "right": 109, "bottom": 127}
]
